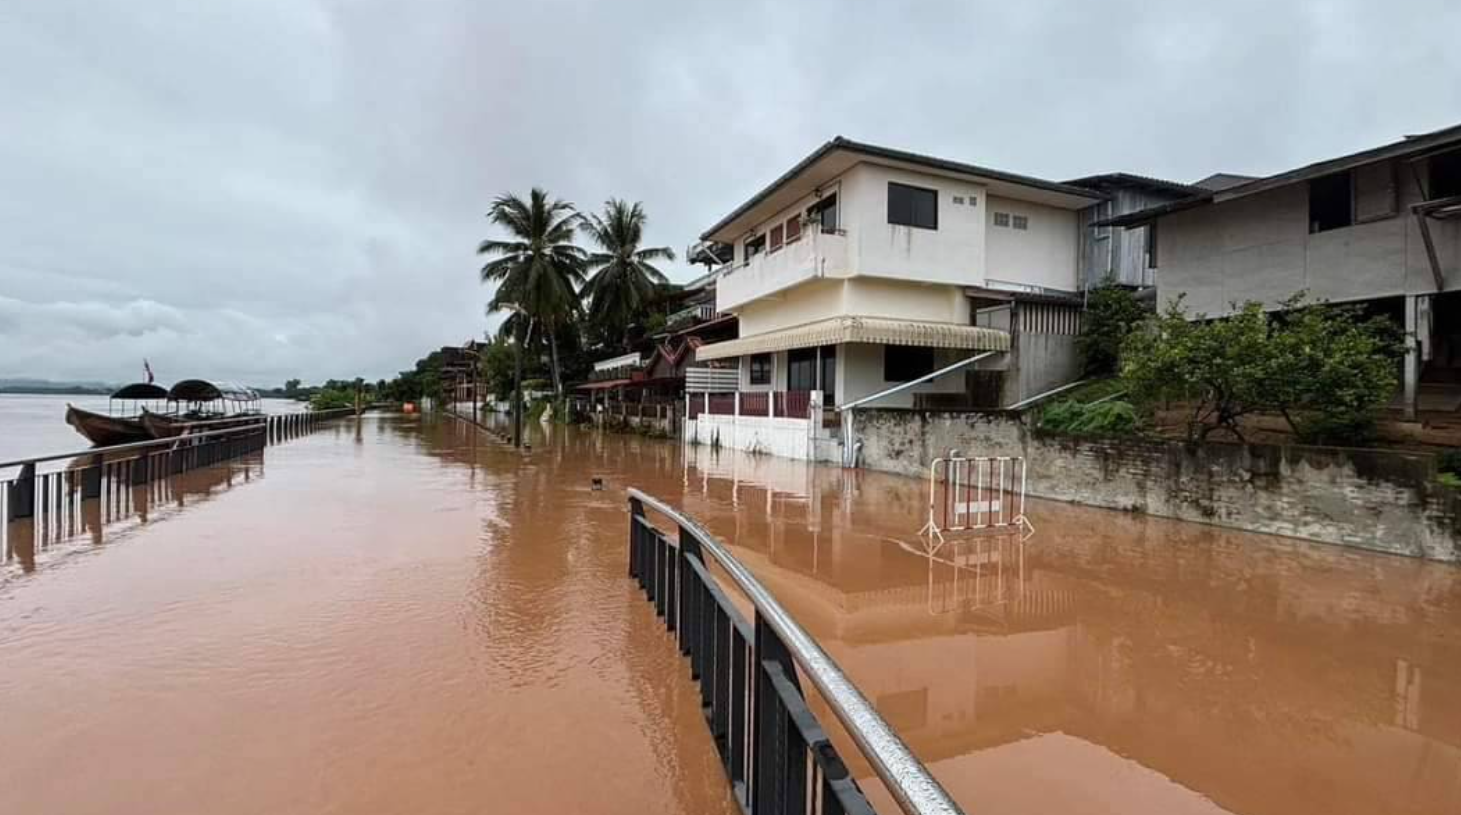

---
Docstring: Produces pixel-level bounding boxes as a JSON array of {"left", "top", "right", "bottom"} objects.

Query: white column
[{"left": 1404, "top": 294, "right": 1419, "bottom": 421}]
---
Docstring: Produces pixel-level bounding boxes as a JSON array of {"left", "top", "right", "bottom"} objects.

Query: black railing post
[
  {"left": 7, "top": 462, "right": 35, "bottom": 521},
  {"left": 82, "top": 454, "right": 103, "bottom": 500}
]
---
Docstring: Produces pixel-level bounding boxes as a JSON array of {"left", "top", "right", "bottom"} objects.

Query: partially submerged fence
[
  {"left": 628, "top": 489, "right": 963, "bottom": 815},
  {"left": 2, "top": 409, "right": 353, "bottom": 557}
]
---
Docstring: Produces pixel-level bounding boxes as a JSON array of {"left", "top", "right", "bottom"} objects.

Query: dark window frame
[
  {"left": 1431, "top": 149, "right": 1461, "bottom": 200},
  {"left": 744, "top": 233, "right": 767, "bottom": 260},
  {"left": 748, "top": 353, "right": 772, "bottom": 386},
  {"left": 993, "top": 211, "right": 1011, "bottom": 227},
  {"left": 887, "top": 182, "right": 939, "bottom": 230},
  {"left": 1308, "top": 171, "right": 1355, "bottom": 234},
  {"left": 883, "top": 345, "right": 936, "bottom": 382},
  {"left": 769, "top": 224, "right": 785, "bottom": 253},
  {"left": 785, "top": 213, "right": 802, "bottom": 242},
  {"left": 808, "top": 194, "right": 838, "bottom": 234}
]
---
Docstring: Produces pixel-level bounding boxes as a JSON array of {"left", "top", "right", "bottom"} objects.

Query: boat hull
[
  {"left": 141, "top": 410, "right": 263, "bottom": 439},
  {"left": 64, "top": 405, "right": 152, "bottom": 447}
]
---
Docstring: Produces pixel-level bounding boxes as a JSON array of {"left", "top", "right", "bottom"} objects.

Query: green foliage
[
  {"left": 1078, "top": 279, "right": 1148, "bottom": 376},
  {"left": 1040, "top": 399, "right": 1138, "bottom": 436},
  {"left": 579, "top": 199, "right": 676, "bottom": 346},
  {"left": 1121, "top": 294, "right": 1403, "bottom": 443},
  {"left": 478, "top": 188, "right": 587, "bottom": 395},
  {"left": 1439, "top": 450, "right": 1461, "bottom": 476},
  {"left": 283, "top": 378, "right": 302, "bottom": 396},
  {"left": 309, "top": 386, "right": 356, "bottom": 411},
  {"left": 1438, "top": 472, "right": 1461, "bottom": 489}
]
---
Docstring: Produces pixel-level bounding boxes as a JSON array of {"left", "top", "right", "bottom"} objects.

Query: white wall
[
  {"left": 737, "top": 277, "right": 969, "bottom": 338},
  {"left": 840, "top": 342, "right": 969, "bottom": 407},
  {"left": 985, "top": 195, "right": 1080, "bottom": 292},
  {"left": 685, "top": 414, "right": 813, "bottom": 459},
  {"left": 1158, "top": 156, "right": 1461, "bottom": 315},
  {"left": 842, "top": 163, "right": 989, "bottom": 288}
]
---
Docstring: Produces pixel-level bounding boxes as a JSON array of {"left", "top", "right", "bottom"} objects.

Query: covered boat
[
  {"left": 141, "top": 380, "right": 262, "bottom": 438},
  {"left": 64, "top": 382, "right": 171, "bottom": 447}
]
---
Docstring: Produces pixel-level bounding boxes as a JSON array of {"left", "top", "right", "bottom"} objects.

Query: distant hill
[{"left": 0, "top": 378, "right": 119, "bottom": 395}]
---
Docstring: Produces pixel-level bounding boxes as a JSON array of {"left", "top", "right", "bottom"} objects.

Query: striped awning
[{"left": 693, "top": 315, "right": 1010, "bottom": 361}]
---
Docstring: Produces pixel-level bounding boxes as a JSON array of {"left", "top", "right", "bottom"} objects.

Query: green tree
[
  {"left": 477, "top": 188, "right": 586, "bottom": 396},
  {"left": 578, "top": 199, "right": 676, "bottom": 347},
  {"left": 1078, "top": 278, "right": 1147, "bottom": 376},
  {"left": 1122, "top": 295, "right": 1402, "bottom": 443}
]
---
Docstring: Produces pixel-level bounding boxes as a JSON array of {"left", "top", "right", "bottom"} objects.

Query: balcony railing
[
  {"left": 686, "top": 391, "right": 817, "bottom": 420},
  {"left": 717, "top": 230, "right": 848, "bottom": 311}
]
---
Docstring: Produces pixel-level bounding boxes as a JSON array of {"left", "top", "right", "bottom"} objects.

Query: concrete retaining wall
[{"left": 854, "top": 408, "right": 1461, "bottom": 562}]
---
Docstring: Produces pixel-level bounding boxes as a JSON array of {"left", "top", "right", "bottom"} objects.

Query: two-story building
[
  {"left": 1099, "top": 123, "right": 1461, "bottom": 420},
  {"left": 684, "top": 138, "right": 1119, "bottom": 459},
  {"left": 692, "top": 137, "right": 1111, "bottom": 403}
]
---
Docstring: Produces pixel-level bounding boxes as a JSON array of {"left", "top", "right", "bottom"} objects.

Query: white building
[{"left": 685, "top": 138, "right": 1113, "bottom": 459}]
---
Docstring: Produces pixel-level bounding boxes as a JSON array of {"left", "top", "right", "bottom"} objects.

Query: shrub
[
  {"left": 1122, "top": 294, "right": 1402, "bottom": 443},
  {"left": 1078, "top": 279, "right": 1147, "bottom": 376},
  {"left": 1439, "top": 450, "right": 1461, "bottom": 476},
  {"left": 1040, "top": 399, "right": 1138, "bottom": 436}
]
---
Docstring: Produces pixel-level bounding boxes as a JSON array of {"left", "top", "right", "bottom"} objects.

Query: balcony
[{"left": 716, "top": 229, "right": 848, "bottom": 312}]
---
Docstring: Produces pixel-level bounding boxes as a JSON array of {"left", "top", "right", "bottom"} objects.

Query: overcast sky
[{"left": 2, "top": 0, "right": 1459, "bottom": 386}]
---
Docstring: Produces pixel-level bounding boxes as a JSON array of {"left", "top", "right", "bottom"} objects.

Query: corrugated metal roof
[
  {"left": 1098, "top": 122, "right": 1461, "bottom": 228},
  {"left": 1062, "top": 172, "right": 1208, "bottom": 196}
]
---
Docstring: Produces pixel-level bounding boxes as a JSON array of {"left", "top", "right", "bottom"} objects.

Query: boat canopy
[
  {"left": 167, "top": 379, "right": 259, "bottom": 402},
  {"left": 110, "top": 382, "right": 169, "bottom": 400}
]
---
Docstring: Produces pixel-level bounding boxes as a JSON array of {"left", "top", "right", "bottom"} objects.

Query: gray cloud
[{"left": 2, "top": 0, "right": 1459, "bottom": 386}]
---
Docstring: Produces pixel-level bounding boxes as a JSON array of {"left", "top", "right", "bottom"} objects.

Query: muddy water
[{"left": 1, "top": 412, "right": 1459, "bottom": 814}]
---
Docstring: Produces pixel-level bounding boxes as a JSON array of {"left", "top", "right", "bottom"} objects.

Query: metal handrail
[
  {"left": 0, "top": 421, "right": 268, "bottom": 470},
  {"left": 627, "top": 488, "right": 963, "bottom": 815}
]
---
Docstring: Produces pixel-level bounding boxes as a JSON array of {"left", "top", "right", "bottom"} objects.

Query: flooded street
[{"left": 2, "top": 411, "right": 1460, "bottom": 814}]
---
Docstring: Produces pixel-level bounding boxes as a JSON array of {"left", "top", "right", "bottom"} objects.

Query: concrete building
[
  {"left": 1101, "top": 123, "right": 1461, "bottom": 419},
  {"left": 682, "top": 138, "right": 1127, "bottom": 459}
]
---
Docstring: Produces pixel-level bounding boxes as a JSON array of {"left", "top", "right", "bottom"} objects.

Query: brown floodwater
[{"left": 2, "top": 412, "right": 1459, "bottom": 815}]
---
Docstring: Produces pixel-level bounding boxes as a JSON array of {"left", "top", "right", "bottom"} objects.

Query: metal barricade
[{"left": 918, "top": 455, "right": 1033, "bottom": 544}]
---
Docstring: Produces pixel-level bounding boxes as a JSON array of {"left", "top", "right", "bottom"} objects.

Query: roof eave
[{"left": 700, "top": 137, "right": 1104, "bottom": 242}]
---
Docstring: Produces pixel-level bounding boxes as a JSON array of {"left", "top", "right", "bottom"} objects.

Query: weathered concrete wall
[{"left": 854, "top": 408, "right": 1461, "bottom": 562}]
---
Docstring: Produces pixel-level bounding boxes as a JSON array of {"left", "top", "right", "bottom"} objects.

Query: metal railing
[
  {"left": 2, "top": 409, "right": 354, "bottom": 531},
  {"left": 917, "top": 456, "right": 1033, "bottom": 545},
  {"left": 688, "top": 390, "right": 817, "bottom": 420},
  {"left": 628, "top": 489, "right": 963, "bottom": 815}
]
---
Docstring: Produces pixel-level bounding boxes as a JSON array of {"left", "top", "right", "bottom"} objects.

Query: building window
[
  {"left": 809, "top": 194, "right": 838, "bottom": 233},
  {"left": 769, "top": 224, "right": 784, "bottom": 252},
  {"left": 787, "top": 348, "right": 817, "bottom": 391},
  {"left": 952, "top": 195, "right": 965, "bottom": 205},
  {"left": 749, "top": 353, "right": 772, "bottom": 385},
  {"left": 1431, "top": 148, "right": 1461, "bottom": 200},
  {"left": 993, "top": 212, "right": 1011, "bottom": 227},
  {"left": 1011, "top": 214, "right": 1029, "bottom": 230},
  {"left": 785, "top": 214, "right": 802, "bottom": 242},
  {"left": 887, "top": 182, "right": 938, "bottom": 230},
  {"left": 1145, "top": 222, "right": 1158, "bottom": 269},
  {"left": 744, "top": 233, "right": 766, "bottom": 260},
  {"left": 1309, "top": 171, "right": 1354, "bottom": 233},
  {"left": 884, "top": 345, "right": 935, "bottom": 382}
]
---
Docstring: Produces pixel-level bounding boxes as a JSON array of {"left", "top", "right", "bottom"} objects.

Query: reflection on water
[
  {"left": 672, "top": 436, "right": 1461, "bottom": 815},
  {"left": 3, "top": 454, "right": 263, "bottom": 578},
  {"left": 0, "top": 412, "right": 1457, "bottom": 815}
]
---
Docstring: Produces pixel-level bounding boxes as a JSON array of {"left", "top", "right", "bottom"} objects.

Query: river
[{"left": 0, "top": 409, "right": 1457, "bottom": 814}]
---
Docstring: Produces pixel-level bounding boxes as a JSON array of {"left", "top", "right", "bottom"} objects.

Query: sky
[{"left": 2, "top": 0, "right": 1459, "bottom": 387}]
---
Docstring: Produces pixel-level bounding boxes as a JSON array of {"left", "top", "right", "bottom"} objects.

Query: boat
[
  {"left": 64, "top": 382, "right": 171, "bottom": 447},
  {"left": 140, "top": 380, "right": 263, "bottom": 438}
]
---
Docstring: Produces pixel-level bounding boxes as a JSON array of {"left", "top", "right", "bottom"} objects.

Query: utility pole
[{"left": 513, "top": 323, "right": 524, "bottom": 447}]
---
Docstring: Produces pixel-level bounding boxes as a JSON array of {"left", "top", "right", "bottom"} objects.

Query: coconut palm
[
  {"left": 478, "top": 188, "right": 585, "bottom": 395},
  {"left": 578, "top": 199, "right": 676, "bottom": 346}
]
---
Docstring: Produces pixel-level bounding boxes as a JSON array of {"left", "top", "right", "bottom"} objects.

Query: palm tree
[
  {"left": 578, "top": 199, "right": 676, "bottom": 346},
  {"left": 478, "top": 188, "right": 586, "bottom": 395}
]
